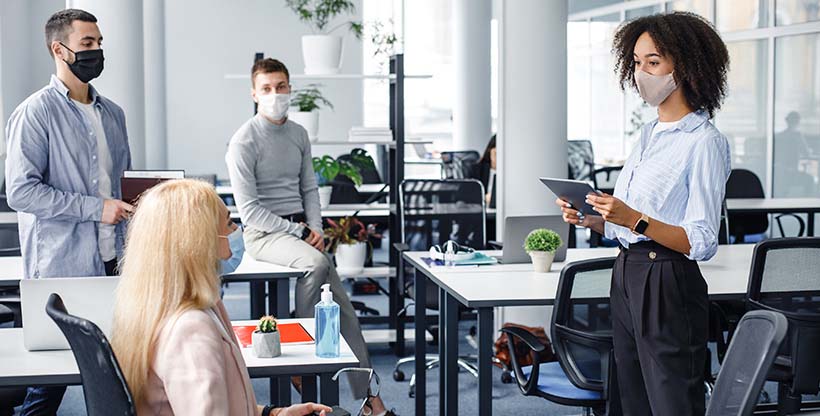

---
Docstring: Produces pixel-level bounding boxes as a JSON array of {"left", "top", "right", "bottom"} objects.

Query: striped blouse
[{"left": 604, "top": 110, "right": 731, "bottom": 261}]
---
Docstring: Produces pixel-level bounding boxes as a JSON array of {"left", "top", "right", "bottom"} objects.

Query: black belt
[
  {"left": 283, "top": 212, "right": 307, "bottom": 223},
  {"left": 618, "top": 240, "right": 691, "bottom": 263}
]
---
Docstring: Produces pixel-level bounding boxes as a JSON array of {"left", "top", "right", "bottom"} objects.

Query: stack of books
[{"left": 348, "top": 127, "right": 393, "bottom": 142}]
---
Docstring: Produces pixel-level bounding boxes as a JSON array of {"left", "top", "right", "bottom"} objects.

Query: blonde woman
[{"left": 111, "top": 179, "right": 330, "bottom": 416}]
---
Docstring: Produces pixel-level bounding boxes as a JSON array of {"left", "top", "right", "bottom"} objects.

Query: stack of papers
[{"left": 349, "top": 127, "right": 393, "bottom": 142}]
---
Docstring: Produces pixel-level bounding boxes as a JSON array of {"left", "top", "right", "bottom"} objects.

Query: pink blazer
[{"left": 137, "top": 300, "right": 258, "bottom": 415}]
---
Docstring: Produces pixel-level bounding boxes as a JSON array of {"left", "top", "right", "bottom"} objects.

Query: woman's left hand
[{"left": 585, "top": 193, "right": 641, "bottom": 228}]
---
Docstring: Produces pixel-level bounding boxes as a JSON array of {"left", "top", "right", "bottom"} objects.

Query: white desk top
[
  {"left": 0, "top": 212, "right": 18, "bottom": 225},
  {"left": 0, "top": 255, "right": 304, "bottom": 286},
  {"left": 726, "top": 198, "right": 820, "bottom": 211},
  {"left": 0, "top": 318, "right": 358, "bottom": 387},
  {"left": 404, "top": 244, "right": 755, "bottom": 308},
  {"left": 229, "top": 204, "right": 390, "bottom": 220}
]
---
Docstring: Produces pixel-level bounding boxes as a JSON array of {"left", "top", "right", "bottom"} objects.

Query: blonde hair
[{"left": 111, "top": 179, "right": 224, "bottom": 404}]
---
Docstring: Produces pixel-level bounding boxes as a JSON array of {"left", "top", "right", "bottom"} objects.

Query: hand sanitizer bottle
[{"left": 315, "top": 284, "right": 340, "bottom": 358}]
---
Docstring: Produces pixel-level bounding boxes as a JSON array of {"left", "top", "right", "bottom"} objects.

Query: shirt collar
[
  {"left": 50, "top": 74, "right": 101, "bottom": 105},
  {"left": 645, "top": 110, "right": 709, "bottom": 135}
]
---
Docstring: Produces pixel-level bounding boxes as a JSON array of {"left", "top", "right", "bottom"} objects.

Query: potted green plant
[
  {"left": 285, "top": 0, "right": 363, "bottom": 75},
  {"left": 365, "top": 19, "right": 399, "bottom": 74},
  {"left": 324, "top": 216, "right": 379, "bottom": 273},
  {"left": 290, "top": 83, "right": 334, "bottom": 142},
  {"left": 252, "top": 315, "right": 281, "bottom": 358},
  {"left": 524, "top": 228, "right": 563, "bottom": 273},
  {"left": 312, "top": 148, "right": 375, "bottom": 208}
]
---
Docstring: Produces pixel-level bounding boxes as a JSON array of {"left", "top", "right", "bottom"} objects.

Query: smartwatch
[
  {"left": 261, "top": 404, "right": 274, "bottom": 416},
  {"left": 300, "top": 226, "right": 312, "bottom": 241},
  {"left": 631, "top": 213, "right": 650, "bottom": 235}
]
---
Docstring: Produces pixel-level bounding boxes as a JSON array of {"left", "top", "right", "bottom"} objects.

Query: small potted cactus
[
  {"left": 252, "top": 315, "right": 281, "bottom": 358},
  {"left": 524, "top": 228, "right": 563, "bottom": 273}
]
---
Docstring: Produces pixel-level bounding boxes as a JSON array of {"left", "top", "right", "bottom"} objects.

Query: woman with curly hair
[{"left": 555, "top": 12, "right": 730, "bottom": 415}]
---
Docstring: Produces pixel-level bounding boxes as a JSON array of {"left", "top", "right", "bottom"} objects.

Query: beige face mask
[{"left": 634, "top": 70, "right": 677, "bottom": 107}]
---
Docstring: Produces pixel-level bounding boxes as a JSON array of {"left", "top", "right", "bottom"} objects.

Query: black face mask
[{"left": 60, "top": 42, "right": 104, "bottom": 83}]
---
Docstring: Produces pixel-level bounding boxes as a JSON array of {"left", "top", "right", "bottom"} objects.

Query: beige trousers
[{"left": 244, "top": 228, "right": 372, "bottom": 399}]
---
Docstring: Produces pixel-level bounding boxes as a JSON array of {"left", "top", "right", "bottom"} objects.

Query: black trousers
[{"left": 611, "top": 241, "right": 709, "bottom": 416}]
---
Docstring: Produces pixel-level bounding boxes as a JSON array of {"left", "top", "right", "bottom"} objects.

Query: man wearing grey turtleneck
[{"left": 224, "top": 58, "right": 374, "bottom": 400}]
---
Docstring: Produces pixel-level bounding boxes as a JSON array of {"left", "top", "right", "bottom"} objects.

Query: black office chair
[
  {"left": 0, "top": 180, "right": 11, "bottom": 213},
  {"left": 501, "top": 257, "right": 619, "bottom": 415},
  {"left": 330, "top": 152, "right": 384, "bottom": 204},
  {"left": 567, "top": 140, "right": 622, "bottom": 248},
  {"left": 392, "top": 179, "right": 509, "bottom": 396},
  {"left": 0, "top": 224, "right": 20, "bottom": 327},
  {"left": 46, "top": 293, "right": 136, "bottom": 416},
  {"left": 440, "top": 151, "right": 480, "bottom": 180},
  {"left": 706, "top": 310, "right": 788, "bottom": 416},
  {"left": 745, "top": 238, "right": 820, "bottom": 414},
  {"left": 726, "top": 169, "right": 805, "bottom": 243}
]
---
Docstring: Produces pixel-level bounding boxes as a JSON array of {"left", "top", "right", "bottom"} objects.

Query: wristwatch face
[
  {"left": 301, "top": 227, "right": 311, "bottom": 240},
  {"left": 635, "top": 219, "right": 649, "bottom": 234}
]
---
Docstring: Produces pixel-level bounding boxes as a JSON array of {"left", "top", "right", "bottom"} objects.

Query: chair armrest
[
  {"left": 393, "top": 243, "right": 410, "bottom": 253},
  {"left": 487, "top": 240, "right": 503, "bottom": 250},
  {"left": 500, "top": 327, "right": 548, "bottom": 396}
]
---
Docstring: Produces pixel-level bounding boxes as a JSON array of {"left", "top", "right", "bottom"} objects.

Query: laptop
[
  {"left": 499, "top": 215, "right": 569, "bottom": 264},
  {"left": 20, "top": 276, "right": 120, "bottom": 351}
]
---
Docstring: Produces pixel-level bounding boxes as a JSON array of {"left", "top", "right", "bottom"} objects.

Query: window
[
  {"left": 773, "top": 33, "right": 820, "bottom": 197},
  {"left": 776, "top": 0, "right": 820, "bottom": 26},
  {"left": 715, "top": 40, "right": 769, "bottom": 190},
  {"left": 716, "top": 0, "right": 768, "bottom": 32}
]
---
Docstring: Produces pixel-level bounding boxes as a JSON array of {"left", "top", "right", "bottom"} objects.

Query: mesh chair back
[
  {"left": 399, "top": 179, "right": 486, "bottom": 251},
  {"left": 567, "top": 140, "right": 595, "bottom": 184},
  {"left": 551, "top": 257, "right": 616, "bottom": 393},
  {"left": 440, "top": 151, "right": 480, "bottom": 179},
  {"left": 45, "top": 294, "right": 136, "bottom": 416},
  {"left": 706, "top": 310, "right": 788, "bottom": 416},
  {"left": 747, "top": 238, "right": 820, "bottom": 313},
  {"left": 726, "top": 169, "right": 769, "bottom": 237}
]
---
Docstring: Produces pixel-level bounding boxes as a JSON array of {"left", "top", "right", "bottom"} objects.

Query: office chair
[
  {"left": 330, "top": 152, "right": 384, "bottom": 204},
  {"left": 744, "top": 238, "right": 820, "bottom": 414},
  {"left": 392, "top": 179, "right": 511, "bottom": 396},
  {"left": 440, "top": 151, "right": 480, "bottom": 180},
  {"left": 566, "top": 140, "right": 622, "bottom": 248},
  {"left": 501, "top": 257, "right": 618, "bottom": 415},
  {"left": 0, "top": 225, "right": 20, "bottom": 327},
  {"left": 46, "top": 293, "right": 137, "bottom": 416},
  {"left": 706, "top": 310, "right": 788, "bottom": 416},
  {"left": 726, "top": 169, "right": 805, "bottom": 243}
]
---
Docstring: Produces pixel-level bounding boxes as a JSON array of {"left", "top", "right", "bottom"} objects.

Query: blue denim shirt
[{"left": 5, "top": 75, "right": 131, "bottom": 278}]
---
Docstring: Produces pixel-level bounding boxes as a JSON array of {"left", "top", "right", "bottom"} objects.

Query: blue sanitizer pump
[{"left": 315, "top": 283, "right": 340, "bottom": 358}]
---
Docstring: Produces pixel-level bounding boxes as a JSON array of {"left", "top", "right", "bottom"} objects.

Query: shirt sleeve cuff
[
  {"left": 681, "top": 223, "right": 717, "bottom": 261},
  {"left": 84, "top": 196, "right": 104, "bottom": 222}
]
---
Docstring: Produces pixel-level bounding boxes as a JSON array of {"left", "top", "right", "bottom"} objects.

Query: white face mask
[
  {"left": 257, "top": 93, "right": 290, "bottom": 121},
  {"left": 634, "top": 70, "right": 677, "bottom": 107}
]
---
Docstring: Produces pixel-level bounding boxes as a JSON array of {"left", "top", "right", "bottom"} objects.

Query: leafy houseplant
[
  {"left": 365, "top": 19, "right": 399, "bottom": 74},
  {"left": 324, "top": 216, "right": 380, "bottom": 273},
  {"left": 524, "top": 229, "right": 563, "bottom": 273},
  {"left": 252, "top": 315, "right": 281, "bottom": 358},
  {"left": 289, "top": 84, "right": 333, "bottom": 141},
  {"left": 284, "top": 0, "right": 363, "bottom": 75},
  {"left": 312, "top": 148, "right": 375, "bottom": 208}
]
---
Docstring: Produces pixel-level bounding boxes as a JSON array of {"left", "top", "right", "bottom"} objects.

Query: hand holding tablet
[{"left": 539, "top": 177, "right": 602, "bottom": 216}]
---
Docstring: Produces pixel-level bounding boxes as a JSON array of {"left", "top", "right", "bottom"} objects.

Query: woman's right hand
[
  {"left": 276, "top": 402, "right": 333, "bottom": 415},
  {"left": 555, "top": 197, "right": 604, "bottom": 234}
]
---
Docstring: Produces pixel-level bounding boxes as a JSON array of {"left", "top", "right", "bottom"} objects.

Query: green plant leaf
[
  {"left": 312, "top": 154, "right": 340, "bottom": 184},
  {"left": 524, "top": 228, "right": 563, "bottom": 253}
]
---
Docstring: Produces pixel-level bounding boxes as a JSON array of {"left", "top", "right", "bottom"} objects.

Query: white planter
[
  {"left": 529, "top": 251, "right": 555, "bottom": 273},
  {"left": 318, "top": 186, "right": 332, "bottom": 208},
  {"left": 252, "top": 331, "right": 281, "bottom": 358},
  {"left": 335, "top": 241, "right": 367, "bottom": 274},
  {"left": 302, "top": 35, "right": 343, "bottom": 75},
  {"left": 289, "top": 111, "right": 319, "bottom": 142}
]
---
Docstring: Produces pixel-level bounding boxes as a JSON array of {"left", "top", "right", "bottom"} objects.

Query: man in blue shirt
[{"left": 4, "top": 9, "right": 132, "bottom": 415}]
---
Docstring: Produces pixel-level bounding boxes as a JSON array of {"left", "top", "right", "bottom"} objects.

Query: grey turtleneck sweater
[{"left": 225, "top": 114, "right": 321, "bottom": 236}]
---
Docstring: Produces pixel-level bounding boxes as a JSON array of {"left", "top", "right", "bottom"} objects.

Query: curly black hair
[{"left": 612, "top": 12, "right": 729, "bottom": 118}]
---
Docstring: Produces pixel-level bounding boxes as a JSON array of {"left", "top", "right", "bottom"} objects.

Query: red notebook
[{"left": 233, "top": 323, "right": 315, "bottom": 348}]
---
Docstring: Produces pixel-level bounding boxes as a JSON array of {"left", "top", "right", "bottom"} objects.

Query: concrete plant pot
[
  {"left": 252, "top": 330, "right": 281, "bottom": 358},
  {"left": 528, "top": 251, "right": 555, "bottom": 273}
]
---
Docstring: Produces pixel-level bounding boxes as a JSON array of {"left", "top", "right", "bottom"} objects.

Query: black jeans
[{"left": 611, "top": 241, "right": 709, "bottom": 416}]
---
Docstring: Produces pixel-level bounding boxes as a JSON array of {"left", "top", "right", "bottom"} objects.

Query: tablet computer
[{"left": 539, "top": 177, "right": 601, "bottom": 216}]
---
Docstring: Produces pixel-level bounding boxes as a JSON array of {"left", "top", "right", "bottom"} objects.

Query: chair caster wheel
[
  {"left": 501, "top": 371, "right": 513, "bottom": 384},
  {"left": 393, "top": 370, "right": 405, "bottom": 382}
]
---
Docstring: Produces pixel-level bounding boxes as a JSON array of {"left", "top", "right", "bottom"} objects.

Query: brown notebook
[{"left": 120, "top": 171, "right": 184, "bottom": 206}]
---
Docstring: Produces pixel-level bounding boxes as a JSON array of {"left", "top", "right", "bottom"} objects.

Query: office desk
[
  {"left": 0, "top": 255, "right": 304, "bottom": 321},
  {"left": 229, "top": 204, "right": 391, "bottom": 221},
  {"left": 219, "top": 184, "right": 388, "bottom": 197},
  {"left": 726, "top": 198, "right": 820, "bottom": 236},
  {"left": 223, "top": 257, "right": 306, "bottom": 320},
  {"left": 402, "top": 244, "right": 755, "bottom": 416},
  {"left": 0, "top": 212, "right": 17, "bottom": 227},
  {"left": 0, "top": 318, "right": 358, "bottom": 406}
]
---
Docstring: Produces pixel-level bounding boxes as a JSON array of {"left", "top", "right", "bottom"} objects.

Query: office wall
[
  {"left": 0, "top": 0, "right": 65, "bottom": 184},
  {"left": 165, "top": 0, "right": 364, "bottom": 178}
]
